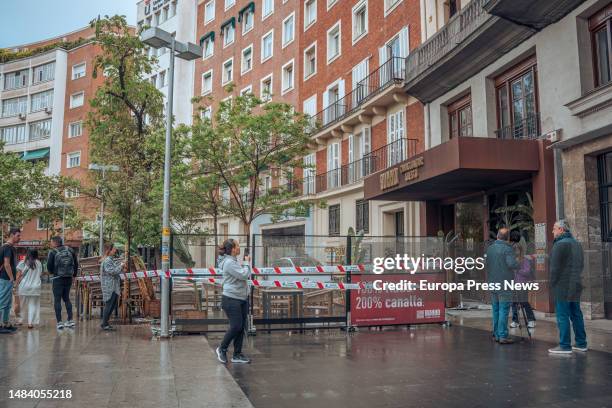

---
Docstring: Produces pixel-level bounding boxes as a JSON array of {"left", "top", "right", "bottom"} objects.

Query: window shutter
[{"left": 400, "top": 26, "right": 409, "bottom": 58}]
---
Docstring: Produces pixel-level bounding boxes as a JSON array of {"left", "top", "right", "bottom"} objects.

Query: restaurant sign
[{"left": 379, "top": 156, "right": 425, "bottom": 190}]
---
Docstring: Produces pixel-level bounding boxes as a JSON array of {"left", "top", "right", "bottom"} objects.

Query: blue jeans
[
  {"left": 0, "top": 279, "right": 13, "bottom": 324},
  {"left": 555, "top": 300, "right": 587, "bottom": 350},
  {"left": 491, "top": 292, "right": 511, "bottom": 340}
]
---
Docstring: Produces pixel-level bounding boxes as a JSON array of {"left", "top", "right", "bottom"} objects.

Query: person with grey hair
[
  {"left": 485, "top": 227, "right": 519, "bottom": 344},
  {"left": 548, "top": 220, "right": 587, "bottom": 354}
]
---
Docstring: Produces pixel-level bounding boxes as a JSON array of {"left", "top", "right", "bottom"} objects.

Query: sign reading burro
[{"left": 379, "top": 156, "right": 425, "bottom": 190}]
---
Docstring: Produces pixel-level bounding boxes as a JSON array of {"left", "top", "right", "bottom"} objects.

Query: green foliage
[
  {"left": 190, "top": 90, "right": 316, "bottom": 237},
  {"left": 0, "top": 142, "right": 72, "bottom": 233},
  {"left": 87, "top": 15, "right": 167, "bottom": 256},
  {"left": 0, "top": 38, "right": 88, "bottom": 63},
  {"left": 492, "top": 192, "right": 534, "bottom": 237}
]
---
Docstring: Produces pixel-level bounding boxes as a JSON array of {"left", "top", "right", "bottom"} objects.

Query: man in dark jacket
[
  {"left": 486, "top": 228, "right": 519, "bottom": 344},
  {"left": 47, "top": 236, "right": 79, "bottom": 330},
  {"left": 548, "top": 220, "right": 587, "bottom": 354}
]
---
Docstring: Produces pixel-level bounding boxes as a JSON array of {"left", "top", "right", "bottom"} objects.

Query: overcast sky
[{"left": 0, "top": 0, "right": 138, "bottom": 48}]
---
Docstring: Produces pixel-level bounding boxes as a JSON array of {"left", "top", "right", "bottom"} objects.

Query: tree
[
  {"left": 87, "top": 15, "right": 167, "bottom": 264},
  {"left": 0, "top": 141, "right": 71, "bottom": 235},
  {"left": 190, "top": 90, "right": 315, "bottom": 247}
]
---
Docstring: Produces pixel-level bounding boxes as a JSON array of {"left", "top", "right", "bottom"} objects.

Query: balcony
[
  {"left": 314, "top": 138, "right": 418, "bottom": 194},
  {"left": 310, "top": 57, "right": 408, "bottom": 141},
  {"left": 483, "top": 0, "right": 585, "bottom": 31},
  {"left": 404, "top": 0, "right": 536, "bottom": 103},
  {"left": 494, "top": 112, "right": 541, "bottom": 140}
]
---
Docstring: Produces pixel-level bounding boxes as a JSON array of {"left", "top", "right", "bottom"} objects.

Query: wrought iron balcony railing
[
  {"left": 364, "top": 138, "right": 418, "bottom": 174},
  {"left": 494, "top": 112, "right": 541, "bottom": 140}
]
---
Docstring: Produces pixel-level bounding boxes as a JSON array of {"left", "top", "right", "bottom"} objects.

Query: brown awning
[{"left": 364, "top": 137, "right": 541, "bottom": 201}]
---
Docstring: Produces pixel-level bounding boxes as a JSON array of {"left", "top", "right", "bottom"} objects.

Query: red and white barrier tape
[{"left": 75, "top": 273, "right": 363, "bottom": 290}]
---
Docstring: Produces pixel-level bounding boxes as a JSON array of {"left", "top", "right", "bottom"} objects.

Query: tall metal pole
[
  {"left": 160, "top": 36, "right": 176, "bottom": 338},
  {"left": 99, "top": 168, "right": 105, "bottom": 256}
]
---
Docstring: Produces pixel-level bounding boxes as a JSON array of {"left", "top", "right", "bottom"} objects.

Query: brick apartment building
[
  {"left": 0, "top": 26, "right": 106, "bottom": 251},
  {"left": 191, "top": 0, "right": 427, "bottom": 251}
]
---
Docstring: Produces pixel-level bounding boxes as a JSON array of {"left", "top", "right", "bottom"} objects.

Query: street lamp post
[
  {"left": 89, "top": 164, "right": 119, "bottom": 255},
  {"left": 141, "top": 27, "right": 202, "bottom": 338}
]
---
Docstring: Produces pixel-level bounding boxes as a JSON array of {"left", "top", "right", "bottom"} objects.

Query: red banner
[{"left": 350, "top": 273, "right": 446, "bottom": 326}]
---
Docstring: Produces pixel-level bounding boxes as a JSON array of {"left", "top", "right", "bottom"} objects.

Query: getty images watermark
[{"left": 370, "top": 254, "right": 540, "bottom": 292}]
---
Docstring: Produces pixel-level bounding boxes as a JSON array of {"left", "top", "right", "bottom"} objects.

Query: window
[
  {"left": 159, "top": 70, "right": 166, "bottom": 88},
  {"left": 387, "top": 110, "right": 405, "bottom": 166},
  {"left": 223, "top": 22, "right": 235, "bottom": 47},
  {"left": 590, "top": 4, "right": 612, "bottom": 87},
  {"left": 241, "top": 85, "right": 253, "bottom": 95},
  {"left": 222, "top": 58, "right": 233, "bottom": 84},
  {"left": 225, "top": 0, "right": 235, "bottom": 10},
  {"left": 2, "top": 96, "right": 27, "bottom": 117},
  {"left": 598, "top": 151, "right": 612, "bottom": 241},
  {"left": 67, "top": 152, "right": 81, "bottom": 168},
  {"left": 327, "top": 142, "right": 340, "bottom": 189},
  {"left": 352, "top": 58, "right": 369, "bottom": 105},
  {"left": 3, "top": 70, "right": 28, "bottom": 90},
  {"left": 202, "top": 34, "right": 214, "bottom": 58},
  {"left": 150, "top": 75, "right": 157, "bottom": 86},
  {"left": 282, "top": 60, "right": 294, "bottom": 93},
  {"left": 242, "top": 45, "right": 253, "bottom": 74},
  {"left": 261, "top": 30, "right": 274, "bottom": 62},
  {"left": 170, "top": 1, "right": 177, "bottom": 17},
  {"left": 202, "top": 70, "right": 213, "bottom": 95},
  {"left": 328, "top": 204, "right": 340, "bottom": 236},
  {"left": 303, "top": 153, "right": 316, "bottom": 194},
  {"left": 262, "top": 0, "right": 274, "bottom": 19},
  {"left": 260, "top": 75, "right": 273, "bottom": 101},
  {"left": 70, "top": 92, "right": 84, "bottom": 108},
  {"left": 30, "top": 90, "right": 54, "bottom": 112},
  {"left": 29, "top": 119, "right": 52, "bottom": 141},
  {"left": 352, "top": 0, "right": 368, "bottom": 42},
  {"left": 72, "top": 63, "right": 86, "bottom": 80},
  {"left": 32, "top": 62, "right": 55, "bottom": 84},
  {"left": 324, "top": 82, "right": 343, "bottom": 124},
  {"left": 360, "top": 126, "right": 372, "bottom": 175},
  {"left": 204, "top": 0, "right": 215, "bottom": 23},
  {"left": 161, "top": 6, "right": 168, "bottom": 22},
  {"left": 65, "top": 188, "right": 80, "bottom": 199},
  {"left": 282, "top": 13, "right": 295, "bottom": 47},
  {"left": 242, "top": 9, "right": 254, "bottom": 33},
  {"left": 37, "top": 218, "right": 49, "bottom": 231},
  {"left": 385, "top": 0, "right": 402, "bottom": 13},
  {"left": 327, "top": 0, "right": 338, "bottom": 9},
  {"left": 495, "top": 56, "right": 539, "bottom": 139},
  {"left": 201, "top": 106, "right": 212, "bottom": 120},
  {"left": 356, "top": 199, "right": 369, "bottom": 233},
  {"left": 448, "top": 94, "right": 472, "bottom": 139},
  {"left": 304, "top": 43, "right": 317, "bottom": 79},
  {"left": 0, "top": 124, "right": 26, "bottom": 145},
  {"left": 327, "top": 22, "right": 341, "bottom": 63},
  {"left": 69, "top": 121, "right": 83, "bottom": 138},
  {"left": 304, "top": 0, "right": 317, "bottom": 28}
]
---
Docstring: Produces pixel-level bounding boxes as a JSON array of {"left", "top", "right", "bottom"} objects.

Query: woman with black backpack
[{"left": 47, "top": 236, "right": 79, "bottom": 330}]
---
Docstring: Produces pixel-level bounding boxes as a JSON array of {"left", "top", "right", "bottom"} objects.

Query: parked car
[{"left": 271, "top": 256, "right": 322, "bottom": 268}]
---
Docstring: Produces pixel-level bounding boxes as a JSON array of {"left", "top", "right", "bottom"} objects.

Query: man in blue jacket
[
  {"left": 486, "top": 228, "right": 519, "bottom": 344},
  {"left": 548, "top": 220, "right": 587, "bottom": 354}
]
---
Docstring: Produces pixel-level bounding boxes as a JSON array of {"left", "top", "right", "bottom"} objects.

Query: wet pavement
[
  {"left": 0, "top": 284, "right": 252, "bottom": 408},
  {"left": 210, "top": 325, "right": 612, "bottom": 408},
  {"left": 1, "top": 284, "right": 612, "bottom": 408}
]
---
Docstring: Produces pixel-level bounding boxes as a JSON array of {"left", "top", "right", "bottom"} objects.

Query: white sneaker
[
  {"left": 527, "top": 321, "right": 536, "bottom": 328},
  {"left": 572, "top": 345, "right": 588, "bottom": 352},
  {"left": 66, "top": 320, "right": 75, "bottom": 328},
  {"left": 56, "top": 322, "right": 65, "bottom": 330},
  {"left": 509, "top": 321, "right": 519, "bottom": 328}
]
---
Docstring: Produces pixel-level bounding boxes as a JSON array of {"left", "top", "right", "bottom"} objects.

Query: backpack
[{"left": 54, "top": 246, "right": 74, "bottom": 278}]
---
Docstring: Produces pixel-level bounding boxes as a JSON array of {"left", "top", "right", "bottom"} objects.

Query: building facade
[
  {"left": 137, "top": 0, "right": 197, "bottom": 126},
  {"left": 1, "top": 26, "right": 105, "bottom": 250},
  {"left": 362, "top": 0, "right": 612, "bottom": 319}
]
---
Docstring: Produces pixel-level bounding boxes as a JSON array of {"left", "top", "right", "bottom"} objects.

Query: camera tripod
[{"left": 513, "top": 302, "right": 532, "bottom": 340}]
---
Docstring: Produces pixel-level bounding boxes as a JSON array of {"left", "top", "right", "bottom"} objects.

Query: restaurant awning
[
  {"left": 21, "top": 147, "right": 50, "bottom": 161},
  {"left": 363, "top": 137, "right": 542, "bottom": 202}
]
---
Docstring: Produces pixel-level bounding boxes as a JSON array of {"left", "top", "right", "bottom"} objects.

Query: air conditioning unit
[
  {"left": 45, "top": 107, "right": 53, "bottom": 114},
  {"left": 18, "top": 113, "right": 26, "bottom": 120},
  {"left": 544, "top": 129, "right": 561, "bottom": 143}
]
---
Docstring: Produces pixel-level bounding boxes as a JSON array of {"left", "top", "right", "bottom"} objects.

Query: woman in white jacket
[{"left": 16, "top": 249, "right": 42, "bottom": 328}]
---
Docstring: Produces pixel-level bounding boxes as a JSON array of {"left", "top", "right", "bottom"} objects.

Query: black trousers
[
  {"left": 220, "top": 296, "right": 248, "bottom": 354},
  {"left": 52, "top": 277, "right": 73, "bottom": 323},
  {"left": 101, "top": 292, "right": 119, "bottom": 327}
]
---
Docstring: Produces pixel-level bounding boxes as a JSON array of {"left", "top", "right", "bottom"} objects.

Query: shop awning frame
[{"left": 21, "top": 147, "right": 50, "bottom": 161}]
